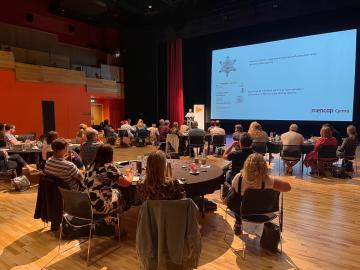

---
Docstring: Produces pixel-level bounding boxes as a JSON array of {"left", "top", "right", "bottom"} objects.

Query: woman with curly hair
[
  {"left": 230, "top": 153, "right": 291, "bottom": 235},
  {"left": 248, "top": 121, "right": 269, "bottom": 142}
]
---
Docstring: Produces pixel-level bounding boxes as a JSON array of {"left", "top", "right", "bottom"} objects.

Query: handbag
[
  {"left": 11, "top": 175, "right": 31, "bottom": 192},
  {"left": 260, "top": 222, "right": 281, "bottom": 252},
  {"left": 225, "top": 174, "right": 242, "bottom": 214}
]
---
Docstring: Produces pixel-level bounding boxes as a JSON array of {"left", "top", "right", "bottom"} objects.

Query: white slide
[{"left": 211, "top": 29, "right": 357, "bottom": 121}]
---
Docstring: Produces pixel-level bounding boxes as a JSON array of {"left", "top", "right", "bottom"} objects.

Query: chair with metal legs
[
  {"left": 58, "top": 187, "right": 121, "bottom": 265},
  {"left": 223, "top": 188, "right": 283, "bottom": 259}
]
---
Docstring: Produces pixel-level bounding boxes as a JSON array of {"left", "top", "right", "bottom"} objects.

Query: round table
[{"left": 169, "top": 159, "right": 225, "bottom": 198}]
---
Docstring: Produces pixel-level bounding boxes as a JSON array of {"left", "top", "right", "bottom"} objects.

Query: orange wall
[
  {"left": 93, "top": 98, "right": 124, "bottom": 130},
  {"left": 0, "top": 69, "right": 91, "bottom": 138}
]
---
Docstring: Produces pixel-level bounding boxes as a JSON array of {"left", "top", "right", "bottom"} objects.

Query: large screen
[{"left": 211, "top": 29, "right": 357, "bottom": 121}]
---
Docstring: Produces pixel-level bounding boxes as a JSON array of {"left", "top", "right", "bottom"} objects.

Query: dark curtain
[{"left": 167, "top": 39, "right": 184, "bottom": 124}]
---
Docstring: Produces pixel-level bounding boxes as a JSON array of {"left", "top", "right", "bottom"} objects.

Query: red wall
[
  {"left": 0, "top": 69, "right": 91, "bottom": 138},
  {"left": 93, "top": 98, "right": 124, "bottom": 130},
  {"left": 0, "top": 0, "right": 121, "bottom": 50}
]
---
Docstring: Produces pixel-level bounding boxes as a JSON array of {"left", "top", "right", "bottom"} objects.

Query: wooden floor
[{"left": 1, "top": 145, "right": 360, "bottom": 270}]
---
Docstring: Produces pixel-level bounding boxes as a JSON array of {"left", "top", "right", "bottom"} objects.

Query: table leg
[{"left": 201, "top": 195, "right": 205, "bottom": 218}]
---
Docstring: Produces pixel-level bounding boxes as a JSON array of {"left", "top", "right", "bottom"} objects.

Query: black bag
[
  {"left": 332, "top": 165, "right": 350, "bottom": 179},
  {"left": 225, "top": 174, "right": 242, "bottom": 214},
  {"left": 260, "top": 222, "right": 281, "bottom": 252}
]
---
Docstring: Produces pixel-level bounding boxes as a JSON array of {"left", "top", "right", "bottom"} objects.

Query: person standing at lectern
[{"left": 185, "top": 109, "right": 195, "bottom": 129}]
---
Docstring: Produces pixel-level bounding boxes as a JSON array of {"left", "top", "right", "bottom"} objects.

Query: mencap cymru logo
[{"left": 219, "top": 56, "right": 236, "bottom": 77}]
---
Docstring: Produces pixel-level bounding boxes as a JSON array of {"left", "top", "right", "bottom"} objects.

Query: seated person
[
  {"left": 231, "top": 153, "right": 291, "bottom": 234},
  {"left": 103, "top": 120, "right": 117, "bottom": 139},
  {"left": 304, "top": 126, "right": 337, "bottom": 174},
  {"left": 0, "top": 149, "right": 37, "bottom": 176},
  {"left": 80, "top": 128, "right": 102, "bottom": 167},
  {"left": 40, "top": 131, "right": 59, "bottom": 169},
  {"left": 147, "top": 124, "right": 159, "bottom": 145},
  {"left": 232, "top": 124, "right": 244, "bottom": 142},
  {"left": 44, "top": 138, "right": 84, "bottom": 190},
  {"left": 120, "top": 120, "right": 135, "bottom": 140},
  {"left": 188, "top": 121, "right": 206, "bottom": 137},
  {"left": 84, "top": 144, "right": 133, "bottom": 237},
  {"left": 210, "top": 120, "right": 226, "bottom": 136},
  {"left": 135, "top": 119, "right": 148, "bottom": 140},
  {"left": 170, "top": 122, "right": 179, "bottom": 135},
  {"left": 280, "top": 124, "right": 304, "bottom": 174},
  {"left": 208, "top": 120, "right": 216, "bottom": 132},
  {"left": 248, "top": 121, "right": 269, "bottom": 142},
  {"left": 323, "top": 123, "right": 342, "bottom": 146},
  {"left": 159, "top": 120, "right": 170, "bottom": 142},
  {"left": 137, "top": 150, "right": 185, "bottom": 201},
  {"left": 179, "top": 120, "right": 189, "bottom": 136},
  {"left": 75, "top": 123, "right": 87, "bottom": 144},
  {"left": 4, "top": 124, "right": 33, "bottom": 146},
  {"left": 187, "top": 121, "right": 206, "bottom": 156},
  {"left": 337, "top": 125, "right": 358, "bottom": 172},
  {"left": 223, "top": 133, "right": 253, "bottom": 186}
]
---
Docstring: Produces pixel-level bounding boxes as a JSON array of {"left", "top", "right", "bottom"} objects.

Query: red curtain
[{"left": 167, "top": 39, "right": 184, "bottom": 124}]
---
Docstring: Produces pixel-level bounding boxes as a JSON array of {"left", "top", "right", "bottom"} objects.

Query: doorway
[{"left": 91, "top": 104, "right": 103, "bottom": 125}]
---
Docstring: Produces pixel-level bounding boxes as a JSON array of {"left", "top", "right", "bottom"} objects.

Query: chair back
[
  {"left": 212, "top": 135, "right": 226, "bottom": 146},
  {"left": 252, "top": 141, "right": 267, "bottom": 154},
  {"left": 165, "top": 134, "right": 179, "bottom": 154},
  {"left": 136, "top": 199, "right": 201, "bottom": 269},
  {"left": 118, "top": 129, "right": 128, "bottom": 137},
  {"left": 241, "top": 188, "right": 280, "bottom": 216},
  {"left": 58, "top": 187, "right": 92, "bottom": 220},
  {"left": 318, "top": 145, "right": 337, "bottom": 159},
  {"left": 281, "top": 145, "right": 301, "bottom": 159},
  {"left": 189, "top": 135, "right": 205, "bottom": 147}
]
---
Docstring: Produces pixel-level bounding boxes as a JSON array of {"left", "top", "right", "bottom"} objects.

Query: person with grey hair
[
  {"left": 280, "top": 123, "right": 304, "bottom": 174},
  {"left": 187, "top": 121, "right": 205, "bottom": 137},
  {"left": 80, "top": 128, "right": 103, "bottom": 167}
]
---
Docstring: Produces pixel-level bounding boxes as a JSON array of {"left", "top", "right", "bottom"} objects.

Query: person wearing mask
[
  {"left": 280, "top": 124, "right": 304, "bottom": 174},
  {"left": 80, "top": 128, "right": 103, "bottom": 167},
  {"left": 231, "top": 153, "right": 291, "bottom": 235},
  {"left": 84, "top": 144, "right": 133, "bottom": 238},
  {"left": 136, "top": 150, "right": 185, "bottom": 202},
  {"left": 44, "top": 138, "right": 84, "bottom": 190}
]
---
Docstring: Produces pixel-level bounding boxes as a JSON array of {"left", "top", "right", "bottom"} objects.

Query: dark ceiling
[{"left": 49, "top": 0, "right": 360, "bottom": 37}]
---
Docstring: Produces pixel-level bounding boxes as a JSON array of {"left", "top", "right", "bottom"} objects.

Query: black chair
[
  {"left": 267, "top": 142, "right": 282, "bottom": 165},
  {"left": 188, "top": 135, "right": 205, "bottom": 157},
  {"left": 280, "top": 145, "right": 301, "bottom": 175},
  {"left": 58, "top": 187, "right": 121, "bottom": 265},
  {"left": 338, "top": 145, "right": 357, "bottom": 174},
  {"left": 211, "top": 135, "right": 226, "bottom": 156},
  {"left": 137, "top": 130, "right": 149, "bottom": 147},
  {"left": 317, "top": 145, "right": 338, "bottom": 176},
  {"left": 240, "top": 188, "right": 282, "bottom": 258},
  {"left": 118, "top": 129, "right": 129, "bottom": 147},
  {"left": 251, "top": 141, "right": 267, "bottom": 155}
]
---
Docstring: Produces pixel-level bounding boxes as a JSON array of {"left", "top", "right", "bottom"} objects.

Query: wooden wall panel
[
  {"left": 15, "top": 63, "right": 42, "bottom": 81},
  {"left": 86, "top": 78, "right": 121, "bottom": 97},
  {"left": 0, "top": 51, "right": 15, "bottom": 69},
  {"left": 15, "top": 63, "right": 86, "bottom": 85},
  {"left": 42, "top": 66, "right": 86, "bottom": 85}
]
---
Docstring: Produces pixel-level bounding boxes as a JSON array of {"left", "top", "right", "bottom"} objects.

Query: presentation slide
[{"left": 211, "top": 29, "right": 357, "bottom": 121}]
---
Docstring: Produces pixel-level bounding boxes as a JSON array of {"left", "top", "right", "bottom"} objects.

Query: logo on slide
[{"left": 219, "top": 56, "right": 236, "bottom": 77}]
